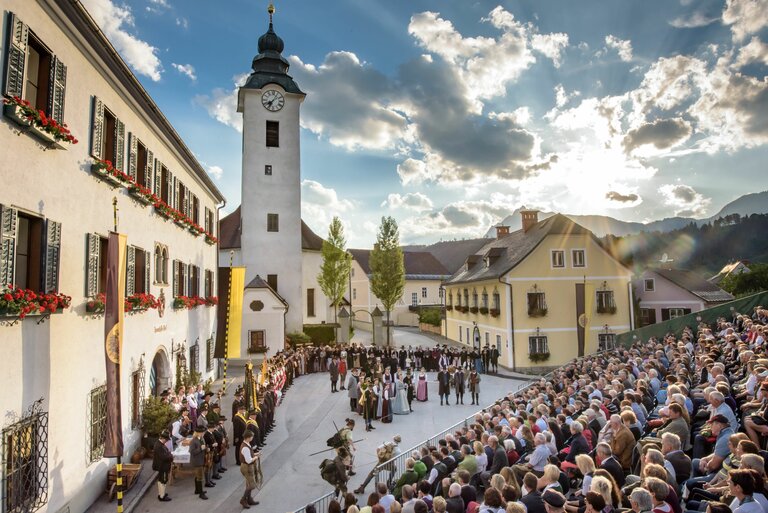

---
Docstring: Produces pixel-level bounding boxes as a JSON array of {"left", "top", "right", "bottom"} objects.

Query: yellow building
[{"left": 443, "top": 211, "right": 634, "bottom": 370}]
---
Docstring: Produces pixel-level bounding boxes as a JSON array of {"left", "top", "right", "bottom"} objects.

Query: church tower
[{"left": 238, "top": 4, "right": 305, "bottom": 333}]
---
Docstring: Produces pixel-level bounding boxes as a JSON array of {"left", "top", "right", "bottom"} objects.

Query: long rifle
[{"left": 308, "top": 439, "right": 365, "bottom": 457}]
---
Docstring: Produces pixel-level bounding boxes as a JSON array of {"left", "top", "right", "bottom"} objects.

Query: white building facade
[{"left": 0, "top": 1, "right": 224, "bottom": 512}]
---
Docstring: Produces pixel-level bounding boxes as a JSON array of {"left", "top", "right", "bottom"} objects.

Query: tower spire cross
[{"left": 268, "top": 3, "right": 275, "bottom": 24}]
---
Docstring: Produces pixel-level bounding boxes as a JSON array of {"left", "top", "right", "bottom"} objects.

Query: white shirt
[{"left": 241, "top": 442, "right": 256, "bottom": 464}]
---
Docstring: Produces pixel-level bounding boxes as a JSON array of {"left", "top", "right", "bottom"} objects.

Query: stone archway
[{"left": 150, "top": 349, "right": 171, "bottom": 397}]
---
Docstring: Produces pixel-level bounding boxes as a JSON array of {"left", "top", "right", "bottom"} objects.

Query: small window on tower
[
  {"left": 265, "top": 165, "right": 272, "bottom": 175},
  {"left": 267, "top": 274, "right": 278, "bottom": 293},
  {"left": 266, "top": 121, "right": 279, "bottom": 147},
  {"left": 267, "top": 213, "right": 279, "bottom": 232}
]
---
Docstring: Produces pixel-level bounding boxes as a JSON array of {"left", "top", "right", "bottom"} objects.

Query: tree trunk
[
  {"left": 386, "top": 309, "right": 391, "bottom": 347},
  {"left": 334, "top": 302, "right": 338, "bottom": 343}
]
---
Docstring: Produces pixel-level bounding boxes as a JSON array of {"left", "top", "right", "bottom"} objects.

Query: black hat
[
  {"left": 237, "top": 403, "right": 246, "bottom": 410},
  {"left": 710, "top": 414, "right": 729, "bottom": 425},
  {"left": 199, "top": 403, "right": 209, "bottom": 411},
  {"left": 211, "top": 402, "right": 221, "bottom": 409},
  {"left": 194, "top": 425, "right": 206, "bottom": 433},
  {"left": 159, "top": 430, "right": 171, "bottom": 440},
  {"left": 542, "top": 489, "right": 566, "bottom": 508},
  {"left": 160, "top": 390, "right": 170, "bottom": 397},
  {"left": 218, "top": 415, "right": 227, "bottom": 421},
  {"left": 204, "top": 391, "right": 214, "bottom": 398},
  {"left": 248, "top": 408, "right": 258, "bottom": 416}
]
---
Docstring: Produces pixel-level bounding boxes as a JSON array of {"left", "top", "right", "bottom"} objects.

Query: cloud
[
  {"left": 381, "top": 192, "right": 434, "bottom": 212},
  {"left": 669, "top": 11, "right": 719, "bottom": 28},
  {"left": 206, "top": 165, "right": 223, "bottom": 180},
  {"left": 722, "top": 0, "right": 768, "bottom": 42},
  {"left": 176, "top": 17, "right": 189, "bottom": 29},
  {"left": 399, "top": 199, "right": 511, "bottom": 242},
  {"left": 605, "top": 191, "right": 640, "bottom": 203},
  {"left": 408, "top": 8, "right": 537, "bottom": 108},
  {"left": 605, "top": 35, "right": 634, "bottom": 62},
  {"left": 622, "top": 118, "right": 693, "bottom": 153},
  {"left": 301, "top": 180, "right": 357, "bottom": 238},
  {"left": 658, "top": 184, "right": 711, "bottom": 216},
  {"left": 81, "top": 0, "right": 162, "bottom": 81},
  {"left": 735, "top": 37, "right": 768, "bottom": 67},
  {"left": 171, "top": 63, "right": 196, "bottom": 81},
  {"left": 288, "top": 52, "right": 406, "bottom": 151},
  {"left": 554, "top": 84, "right": 580, "bottom": 108},
  {"left": 194, "top": 73, "right": 248, "bottom": 132},
  {"left": 531, "top": 33, "right": 570, "bottom": 68}
]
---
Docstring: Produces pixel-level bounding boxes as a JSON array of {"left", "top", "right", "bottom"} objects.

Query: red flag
[{"left": 104, "top": 232, "right": 126, "bottom": 457}]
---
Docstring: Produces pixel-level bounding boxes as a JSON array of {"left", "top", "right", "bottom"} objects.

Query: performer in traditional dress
[
  {"left": 403, "top": 369, "right": 415, "bottom": 412},
  {"left": 469, "top": 369, "right": 481, "bottom": 405},
  {"left": 374, "top": 378, "right": 383, "bottom": 419},
  {"left": 392, "top": 371, "right": 410, "bottom": 415},
  {"left": 437, "top": 366, "right": 451, "bottom": 406},
  {"left": 416, "top": 367, "right": 429, "bottom": 402},
  {"left": 360, "top": 379, "right": 375, "bottom": 432},
  {"left": 453, "top": 366, "right": 466, "bottom": 405},
  {"left": 380, "top": 386, "right": 392, "bottom": 424}
]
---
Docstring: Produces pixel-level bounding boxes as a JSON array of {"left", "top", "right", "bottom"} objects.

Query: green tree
[
  {"left": 317, "top": 217, "right": 352, "bottom": 341},
  {"left": 369, "top": 216, "right": 405, "bottom": 347},
  {"left": 720, "top": 263, "right": 768, "bottom": 297}
]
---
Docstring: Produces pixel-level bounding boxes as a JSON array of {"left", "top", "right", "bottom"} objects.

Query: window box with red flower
[
  {"left": 469, "top": 306, "right": 479, "bottom": 314},
  {"left": 173, "top": 295, "right": 206, "bottom": 310},
  {"left": 3, "top": 96, "right": 78, "bottom": 149},
  {"left": 489, "top": 308, "right": 500, "bottom": 318},
  {"left": 1, "top": 285, "right": 71, "bottom": 321},
  {"left": 479, "top": 306, "right": 489, "bottom": 315},
  {"left": 445, "top": 305, "right": 453, "bottom": 311},
  {"left": 153, "top": 201, "right": 174, "bottom": 220},
  {"left": 188, "top": 223, "right": 204, "bottom": 237},
  {"left": 124, "top": 293, "right": 160, "bottom": 313},
  {"left": 204, "top": 233, "right": 218, "bottom": 246},
  {"left": 205, "top": 296, "right": 218, "bottom": 307},
  {"left": 128, "top": 183, "right": 156, "bottom": 206},
  {"left": 86, "top": 293, "right": 106, "bottom": 314},
  {"left": 91, "top": 159, "right": 130, "bottom": 188}
]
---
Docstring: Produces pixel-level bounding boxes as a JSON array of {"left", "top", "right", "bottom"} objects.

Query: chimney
[
  {"left": 521, "top": 209, "right": 539, "bottom": 233},
  {"left": 495, "top": 225, "right": 510, "bottom": 239}
]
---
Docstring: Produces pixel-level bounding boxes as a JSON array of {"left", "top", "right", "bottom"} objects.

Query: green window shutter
[
  {"left": 145, "top": 149, "right": 154, "bottom": 190},
  {"left": 182, "top": 184, "right": 189, "bottom": 217},
  {"left": 173, "top": 177, "right": 179, "bottom": 211},
  {"left": 90, "top": 97, "right": 104, "bottom": 159},
  {"left": 115, "top": 118, "right": 126, "bottom": 171},
  {"left": 48, "top": 56, "right": 67, "bottom": 123},
  {"left": 127, "top": 133, "right": 138, "bottom": 181},
  {"left": 43, "top": 219, "right": 62, "bottom": 293},
  {"left": 167, "top": 171, "right": 174, "bottom": 207},
  {"left": 126, "top": 245, "right": 136, "bottom": 296},
  {"left": 173, "top": 259, "right": 179, "bottom": 296},
  {"left": 144, "top": 249, "right": 151, "bottom": 293},
  {"left": 86, "top": 233, "right": 100, "bottom": 296},
  {"left": 3, "top": 13, "right": 28, "bottom": 98},
  {"left": 0, "top": 205, "right": 19, "bottom": 287},
  {"left": 153, "top": 159, "right": 162, "bottom": 197}
]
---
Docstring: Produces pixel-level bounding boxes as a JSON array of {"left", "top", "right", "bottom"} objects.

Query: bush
[
  {"left": 141, "top": 396, "right": 177, "bottom": 436},
  {"left": 287, "top": 331, "right": 312, "bottom": 347},
  {"left": 303, "top": 324, "right": 337, "bottom": 345},
  {"left": 529, "top": 352, "right": 550, "bottom": 363},
  {"left": 418, "top": 307, "right": 442, "bottom": 327}
]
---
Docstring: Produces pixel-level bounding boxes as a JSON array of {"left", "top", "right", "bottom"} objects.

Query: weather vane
[{"left": 268, "top": 3, "right": 275, "bottom": 23}]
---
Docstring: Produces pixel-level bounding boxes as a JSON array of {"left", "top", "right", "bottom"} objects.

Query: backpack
[
  {"left": 319, "top": 459, "right": 339, "bottom": 485},
  {"left": 327, "top": 429, "right": 345, "bottom": 448}
]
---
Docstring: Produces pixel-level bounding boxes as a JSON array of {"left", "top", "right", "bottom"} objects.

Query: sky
[{"left": 80, "top": 0, "right": 768, "bottom": 247}]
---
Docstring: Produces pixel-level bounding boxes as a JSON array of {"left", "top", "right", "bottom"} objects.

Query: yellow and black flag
[
  {"left": 104, "top": 232, "right": 127, "bottom": 458},
  {"left": 214, "top": 266, "right": 245, "bottom": 359}
]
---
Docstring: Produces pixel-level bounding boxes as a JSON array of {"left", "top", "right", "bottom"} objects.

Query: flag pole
[
  {"left": 111, "top": 197, "right": 123, "bottom": 513},
  {"left": 222, "top": 250, "right": 234, "bottom": 394}
]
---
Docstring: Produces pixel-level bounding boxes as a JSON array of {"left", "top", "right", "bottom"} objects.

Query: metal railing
[{"left": 290, "top": 491, "right": 336, "bottom": 513}]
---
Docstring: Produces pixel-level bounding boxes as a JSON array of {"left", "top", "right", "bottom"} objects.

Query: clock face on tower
[{"left": 261, "top": 90, "right": 284, "bottom": 112}]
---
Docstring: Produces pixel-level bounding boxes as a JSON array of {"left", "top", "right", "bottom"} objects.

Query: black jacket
[
  {"left": 522, "top": 491, "right": 547, "bottom": 513},
  {"left": 489, "top": 446, "right": 507, "bottom": 475},
  {"left": 446, "top": 496, "right": 465, "bottom": 513},
  {"left": 601, "top": 456, "right": 626, "bottom": 487},
  {"left": 152, "top": 439, "right": 173, "bottom": 472}
]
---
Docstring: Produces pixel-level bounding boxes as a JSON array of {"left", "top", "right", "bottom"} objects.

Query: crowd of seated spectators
[{"left": 309, "top": 307, "right": 768, "bottom": 513}]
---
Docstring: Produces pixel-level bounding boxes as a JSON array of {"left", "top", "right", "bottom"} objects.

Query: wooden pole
[{"left": 222, "top": 250, "right": 234, "bottom": 394}]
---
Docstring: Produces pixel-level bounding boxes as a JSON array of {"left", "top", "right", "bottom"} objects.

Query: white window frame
[
  {"left": 644, "top": 278, "right": 655, "bottom": 292},
  {"left": 411, "top": 292, "right": 418, "bottom": 306},
  {"left": 598, "top": 333, "right": 616, "bottom": 351},
  {"left": 572, "top": 249, "right": 586, "bottom": 268},
  {"left": 551, "top": 250, "right": 565, "bottom": 268},
  {"left": 668, "top": 308, "right": 687, "bottom": 319},
  {"left": 528, "top": 336, "right": 549, "bottom": 354}
]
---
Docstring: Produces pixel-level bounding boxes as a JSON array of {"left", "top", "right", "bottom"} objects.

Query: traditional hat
[
  {"left": 194, "top": 425, "right": 206, "bottom": 433},
  {"left": 542, "top": 489, "right": 566, "bottom": 508}
]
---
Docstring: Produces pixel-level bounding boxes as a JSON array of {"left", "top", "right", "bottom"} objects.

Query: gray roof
[
  {"left": 444, "top": 214, "right": 595, "bottom": 285},
  {"left": 654, "top": 268, "right": 735, "bottom": 303},
  {"left": 404, "top": 238, "right": 493, "bottom": 274},
  {"left": 349, "top": 249, "right": 450, "bottom": 278},
  {"left": 244, "top": 274, "right": 288, "bottom": 306}
]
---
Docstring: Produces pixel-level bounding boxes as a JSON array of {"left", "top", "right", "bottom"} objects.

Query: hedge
[{"left": 303, "top": 324, "right": 338, "bottom": 345}]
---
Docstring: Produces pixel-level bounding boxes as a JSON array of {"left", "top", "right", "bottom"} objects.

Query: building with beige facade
[
  {"left": 443, "top": 211, "right": 634, "bottom": 370},
  {"left": 0, "top": 1, "right": 224, "bottom": 511},
  {"left": 349, "top": 249, "right": 451, "bottom": 328}
]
